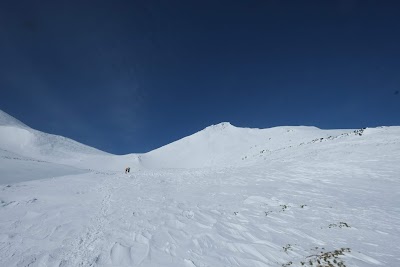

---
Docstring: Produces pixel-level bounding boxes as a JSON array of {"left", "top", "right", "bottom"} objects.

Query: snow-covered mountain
[
  {"left": 0, "top": 110, "right": 349, "bottom": 173},
  {"left": 0, "top": 110, "right": 30, "bottom": 128},
  {"left": 142, "top": 122, "right": 349, "bottom": 168},
  {"left": 0, "top": 110, "right": 107, "bottom": 162},
  {"left": 0, "top": 109, "right": 399, "bottom": 267},
  {"left": 0, "top": 110, "right": 143, "bottom": 179}
]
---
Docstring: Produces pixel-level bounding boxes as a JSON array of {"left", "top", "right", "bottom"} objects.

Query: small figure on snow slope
[{"left": 125, "top": 167, "right": 130, "bottom": 174}]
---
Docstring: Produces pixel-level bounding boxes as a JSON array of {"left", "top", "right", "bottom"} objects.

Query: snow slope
[
  {"left": 0, "top": 110, "right": 350, "bottom": 173},
  {"left": 0, "top": 110, "right": 399, "bottom": 267},
  {"left": 0, "top": 110, "right": 142, "bottom": 176},
  {"left": 0, "top": 111, "right": 107, "bottom": 164},
  {"left": 0, "top": 110, "right": 30, "bottom": 128},
  {"left": 0, "top": 148, "right": 87, "bottom": 184},
  {"left": 0, "top": 110, "right": 103, "bottom": 183},
  {"left": 140, "top": 122, "right": 348, "bottom": 169}
]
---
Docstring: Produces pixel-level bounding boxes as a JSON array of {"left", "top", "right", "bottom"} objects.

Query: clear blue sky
[{"left": 0, "top": 0, "right": 399, "bottom": 154}]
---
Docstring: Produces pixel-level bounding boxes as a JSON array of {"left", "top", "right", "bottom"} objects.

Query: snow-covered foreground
[
  {"left": 1, "top": 157, "right": 399, "bottom": 266},
  {"left": 0, "top": 110, "right": 399, "bottom": 266}
]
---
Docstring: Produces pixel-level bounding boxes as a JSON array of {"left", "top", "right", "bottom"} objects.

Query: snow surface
[{"left": 0, "top": 110, "right": 399, "bottom": 266}]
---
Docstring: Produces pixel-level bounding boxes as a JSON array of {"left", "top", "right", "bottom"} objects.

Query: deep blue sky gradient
[{"left": 1, "top": 0, "right": 399, "bottom": 154}]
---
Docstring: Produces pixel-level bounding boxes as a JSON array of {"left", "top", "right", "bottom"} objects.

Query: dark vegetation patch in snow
[
  {"left": 328, "top": 222, "right": 351, "bottom": 229},
  {"left": 283, "top": 247, "right": 351, "bottom": 267}
]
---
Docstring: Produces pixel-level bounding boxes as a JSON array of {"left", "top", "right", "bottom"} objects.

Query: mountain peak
[{"left": 206, "top": 122, "right": 234, "bottom": 130}]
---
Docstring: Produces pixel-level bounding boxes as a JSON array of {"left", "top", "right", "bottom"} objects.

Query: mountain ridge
[
  {"left": 0, "top": 110, "right": 30, "bottom": 128},
  {"left": 0, "top": 109, "right": 397, "bottom": 173}
]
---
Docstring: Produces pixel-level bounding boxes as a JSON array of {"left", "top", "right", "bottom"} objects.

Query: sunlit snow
[{"left": 0, "top": 110, "right": 399, "bottom": 266}]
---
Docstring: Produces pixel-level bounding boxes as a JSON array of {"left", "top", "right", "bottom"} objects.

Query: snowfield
[{"left": 0, "top": 110, "right": 399, "bottom": 266}]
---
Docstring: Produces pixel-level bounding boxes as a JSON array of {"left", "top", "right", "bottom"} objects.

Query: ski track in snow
[{"left": 59, "top": 175, "right": 120, "bottom": 266}]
